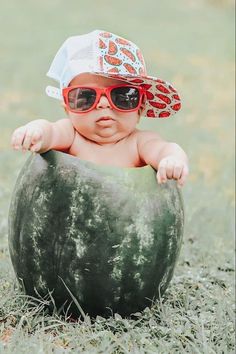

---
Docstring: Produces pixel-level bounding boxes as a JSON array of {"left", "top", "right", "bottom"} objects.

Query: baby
[{"left": 11, "top": 30, "right": 189, "bottom": 186}]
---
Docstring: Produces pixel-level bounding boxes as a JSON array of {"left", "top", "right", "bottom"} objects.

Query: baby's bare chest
[{"left": 68, "top": 134, "right": 144, "bottom": 167}]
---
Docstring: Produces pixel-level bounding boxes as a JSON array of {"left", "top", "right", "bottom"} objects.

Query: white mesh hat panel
[{"left": 47, "top": 30, "right": 100, "bottom": 88}]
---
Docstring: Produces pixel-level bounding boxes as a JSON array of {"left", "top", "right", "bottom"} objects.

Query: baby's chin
[{"left": 83, "top": 129, "right": 129, "bottom": 145}]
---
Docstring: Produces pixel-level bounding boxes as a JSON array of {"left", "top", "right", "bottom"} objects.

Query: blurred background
[{"left": 0, "top": 0, "right": 235, "bottom": 269}]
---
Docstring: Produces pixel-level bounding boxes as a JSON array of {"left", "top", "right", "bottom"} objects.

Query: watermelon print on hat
[
  {"left": 98, "top": 31, "right": 145, "bottom": 77},
  {"left": 94, "top": 31, "right": 181, "bottom": 118}
]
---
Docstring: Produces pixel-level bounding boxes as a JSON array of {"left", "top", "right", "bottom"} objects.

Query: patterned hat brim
[{"left": 94, "top": 71, "right": 181, "bottom": 118}]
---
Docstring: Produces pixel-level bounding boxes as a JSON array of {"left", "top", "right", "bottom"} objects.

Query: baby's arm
[
  {"left": 11, "top": 119, "right": 75, "bottom": 153},
  {"left": 137, "top": 131, "right": 189, "bottom": 186}
]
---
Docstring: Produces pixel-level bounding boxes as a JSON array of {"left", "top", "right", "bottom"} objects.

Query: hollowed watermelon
[{"left": 8, "top": 151, "right": 184, "bottom": 318}]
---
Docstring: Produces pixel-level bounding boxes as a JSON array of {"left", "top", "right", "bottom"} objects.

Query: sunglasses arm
[{"left": 45, "top": 86, "right": 63, "bottom": 100}]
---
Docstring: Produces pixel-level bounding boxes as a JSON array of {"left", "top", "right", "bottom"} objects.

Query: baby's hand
[
  {"left": 156, "top": 156, "right": 189, "bottom": 187},
  {"left": 11, "top": 124, "right": 44, "bottom": 153}
]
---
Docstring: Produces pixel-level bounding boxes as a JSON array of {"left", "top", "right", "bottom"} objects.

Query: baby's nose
[{"left": 96, "top": 94, "right": 111, "bottom": 109}]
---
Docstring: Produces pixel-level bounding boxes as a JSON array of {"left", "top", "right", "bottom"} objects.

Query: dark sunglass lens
[
  {"left": 111, "top": 87, "right": 140, "bottom": 110},
  {"left": 68, "top": 88, "right": 96, "bottom": 111}
]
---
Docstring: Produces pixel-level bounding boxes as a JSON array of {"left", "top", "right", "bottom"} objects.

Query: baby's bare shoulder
[
  {"left": 53, "top": 118, "right": 74, "bottom": 131},
  {"left": 51, "top": 118, "right": 75, "bottom": 150},
  {"left": 134, "top": 129, "right": 164, "bottom": 146}
]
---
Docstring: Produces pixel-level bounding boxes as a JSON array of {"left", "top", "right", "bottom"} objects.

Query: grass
[
  {"left": 0, "top": 258, "right": 234, "bottom": 353},
  {"left": 0, "top": 0, "right": 235, "bottom": 352}
]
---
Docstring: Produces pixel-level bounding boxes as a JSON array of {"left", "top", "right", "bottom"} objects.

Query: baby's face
[{"left": 65, "top": 73, "right": 141, "bottom": 145}]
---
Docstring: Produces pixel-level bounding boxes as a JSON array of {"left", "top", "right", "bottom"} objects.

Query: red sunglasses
[{"left": 62, "top": 84, "right": 145, "bottom": 113}]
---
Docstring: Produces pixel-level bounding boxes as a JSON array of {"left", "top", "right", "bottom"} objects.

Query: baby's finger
[
  {"left": 29, "top": 129, "right": 43, "bottom": 152},
  {"left": 22, "top": 131, "right": 34, "bottom": 151},
  {"left": 30, "top": 140, "right": 43, "bottom": 152},
  {"left": 31, "top": 129, "right": 43, "bottom": 144},
  {"left": 156, "top": 171, "right": 162, "bottom": 184},
  {"left": 173, "top": 163, "right": 183, "bottom": 180},
  {"left": 157, "top": 162, "right": 168, "bottom": 183},
  {"left": 22, "top": 127, "right": 43, "bottom": 151},
  {"left": 11, "top": 128, "right": 26, "bottom": 150},
  {"left": 178, "top": 165, "right": 189, "bottom": 186},
  {"left": 166, "top": 159, "right": 175, "bottom": 179}
]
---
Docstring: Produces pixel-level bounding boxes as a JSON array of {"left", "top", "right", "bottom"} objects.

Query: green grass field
[{"left": 0, "top": 0, "right": 235, "bottom": 352}]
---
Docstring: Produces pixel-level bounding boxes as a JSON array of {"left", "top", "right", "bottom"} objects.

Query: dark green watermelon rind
[{"left": 8, "top": 151, "right": 184, "bottom": 317}]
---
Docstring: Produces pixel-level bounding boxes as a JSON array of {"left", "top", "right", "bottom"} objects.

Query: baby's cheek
[
  {"left": 119, "top": 113, "right": 139, "bottom": 131},
  {"left": 70, "top": 116, "right": 87, "bottom": 132}
]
